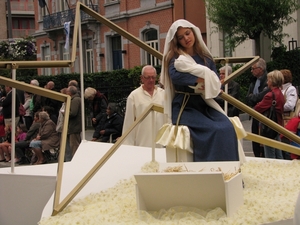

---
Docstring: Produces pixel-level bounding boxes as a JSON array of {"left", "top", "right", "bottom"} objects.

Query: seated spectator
[
  {"left": 14, "top": 112, "right": 41, "bottom": 165},
  {"left": 29, "top": 111, "right": 60, "bottom": 165},
  {"left": 8, "top": 123, "right": 28, "bottom": 163},
  {"left": 42, "top": 105, "right": 58, "bottom": 124},
  {"left": 0, "top": 125, "right": 12, "bottom": 162},
  {"left": 16, "top": 123, "right": 27, "bottom": 142},
  {"left": 91, "top": 103, "right": 123, "bottom": 143}
]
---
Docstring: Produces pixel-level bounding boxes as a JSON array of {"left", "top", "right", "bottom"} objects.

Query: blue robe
[{"left": 169, "top": 55, "right": 239, "bottom": 161}]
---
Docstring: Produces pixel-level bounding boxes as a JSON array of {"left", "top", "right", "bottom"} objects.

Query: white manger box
[{"left": 134, "top": 161, "right": 243, "bottom": 217}]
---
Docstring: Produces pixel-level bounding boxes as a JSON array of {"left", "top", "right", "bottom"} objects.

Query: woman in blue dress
[{"left": 160, "top": 19, "right": 239, "bottom": 162}]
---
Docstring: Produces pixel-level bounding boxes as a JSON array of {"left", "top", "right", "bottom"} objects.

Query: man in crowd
[
  {"left": 1, "top": 86, "right": 20, "bottom": 126},
  {"left": 246, "top": 58, "right": 269, "bottom": 157},
  {"left": 66, "top": 85, "right": 82, "bottom": 161},
  {"left": 43, "top": 81, "right": 60, "bottom": 117},
  {"left": 215, "top": 65, "right": 240, "bottom": 117},
  {"left": 122, "top": 65, "right": 165, "bottom": 147}
]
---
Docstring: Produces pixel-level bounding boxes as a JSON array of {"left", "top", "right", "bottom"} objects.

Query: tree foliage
[{"left": 205, "top": 0, "right": 300, "bottom": 55}]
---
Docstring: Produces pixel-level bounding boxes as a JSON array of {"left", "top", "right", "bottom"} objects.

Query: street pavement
[
  {"left": 239, "top": 113, "right": 254, "bottom": 157},
  {"left": 0, "top": 114, "right": 253, "bottom": 168}
]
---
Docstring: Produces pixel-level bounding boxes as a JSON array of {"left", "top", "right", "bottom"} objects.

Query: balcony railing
[
  {"left": 43, "top": 5, "right": 98, "bottom": 30},
  {"left": 12, "top": 29, "right": 35, "bottom": 38}
]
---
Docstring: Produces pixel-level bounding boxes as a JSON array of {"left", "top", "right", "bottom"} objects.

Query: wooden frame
[{"left": 0, "top": 2, "right": 299, "bottom": 216}]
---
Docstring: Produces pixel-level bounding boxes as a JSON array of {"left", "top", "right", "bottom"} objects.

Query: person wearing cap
[{"left": 91, "top": 103, "right": 123, "bottom": 143}]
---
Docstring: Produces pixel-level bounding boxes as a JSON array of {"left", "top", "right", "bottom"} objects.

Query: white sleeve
[
  {"left": 285, "top": 86, "right": 298, "bottom": 111},
  {"left": 122, "top": 94, "right": 136, "bottom": 145},
  {"left": 174, "top": 55, "right": 221, "bottom": 99}
]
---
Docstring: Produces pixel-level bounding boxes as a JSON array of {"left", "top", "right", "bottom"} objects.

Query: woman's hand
[
  {"left": 196, "top": 77, "right": 204, "bottom": 83},
  {"left": 195, "top": 77, "right": 205, "bottom": 90}
]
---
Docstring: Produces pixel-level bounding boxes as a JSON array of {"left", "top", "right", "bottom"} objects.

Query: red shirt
[{"left": 254, "top": 87, "right": 285, "bottom": 126}]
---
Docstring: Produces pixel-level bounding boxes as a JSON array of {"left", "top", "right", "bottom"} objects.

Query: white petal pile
[{"left": 39, "top": 160, "right": 300, "bottom": 225}]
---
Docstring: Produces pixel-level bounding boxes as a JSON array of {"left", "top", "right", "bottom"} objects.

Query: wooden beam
[{"left": 52, "top": 103, "right": 162, "bottom": 215}]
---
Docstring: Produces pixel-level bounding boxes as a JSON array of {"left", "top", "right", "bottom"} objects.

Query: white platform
[
  {"left": 0, "top": 140, "right": 167, "bottom": 225},
  {"left": 0, "top": 141, "right": 297, "bottom": 225}
]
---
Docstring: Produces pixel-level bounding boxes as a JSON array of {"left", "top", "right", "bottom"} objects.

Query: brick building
[
  {"left": 0, "top": 0, "right": 35, "bottom": 40},
  {"left": 2, "top": 1, "right": 299, "bottom": 75},
  {"left": 32, "top": 0, "right": 207, "bottom": 75}
]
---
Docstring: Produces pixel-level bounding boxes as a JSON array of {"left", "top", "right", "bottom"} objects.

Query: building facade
[
  {"left": 0, "top": 0, "right": 35, "bottom": 40},
  {"left": 1, "top": 1, "right": 299, "bottom": 75},
  {"left": 32, "top": 0, "right": 206, "bottom": 75}
]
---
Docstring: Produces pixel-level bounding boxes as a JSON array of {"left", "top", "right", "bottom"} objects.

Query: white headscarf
[{"left": 160, "top": 19, "right": 214, "bottom": 121}]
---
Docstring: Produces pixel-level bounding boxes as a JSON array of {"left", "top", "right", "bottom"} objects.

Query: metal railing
[{"left": 43, "top": 5, "right": 98, "bottom": 30}]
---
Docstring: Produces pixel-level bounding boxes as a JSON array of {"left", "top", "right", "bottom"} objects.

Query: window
[
  {"left": 85, "top": 39, "right": 94, "bottom": 73},
  {"left": 111, "top": 36, "right": 122, "bottom": 70},
  {"left": 83, "top": 0, "right": 95, "bottom": 5},
  {"left": 57, "top": 0, "right": 67, "bottom": 12},
  {"left": 42, "top": 46, "right": 51, "bottom": 75},
  {"left": 60, "top": 43, "right": 70, "bottom": 74},
  {"left": 12, "top": 18, "right": 34, "bottom": 29},
  {"left": 144, "top": 29, "right": 159, "bottom": 66}
]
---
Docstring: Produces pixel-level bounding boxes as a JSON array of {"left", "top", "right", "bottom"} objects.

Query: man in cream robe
[{"left": 122, "top": 65, "right": 165, "bottom": 147}]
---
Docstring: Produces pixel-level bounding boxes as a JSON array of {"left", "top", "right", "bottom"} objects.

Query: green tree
[{"left": 205, "top": 0, "right": 300, "bottom": 55}]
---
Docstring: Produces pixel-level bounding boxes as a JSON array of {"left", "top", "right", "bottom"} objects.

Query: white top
[
  {"left": 281, "top": 83, "right": 298, "bottom": 112},
  {"left": 122, "top": 85, "right": 165, "bottom": 147},
  {"left": 23, "top": 97, "right": 32, "bottom": 117}
]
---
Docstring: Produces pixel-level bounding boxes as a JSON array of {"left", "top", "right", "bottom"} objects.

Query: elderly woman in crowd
[
  {"left": 84, "top": 87, "right": 108, "bottom": 128},
  {"left": 254, "top": 70, "right": 285, "bottom": 159},
  {"left": 29, "top": 111, "right": 60, "bottom": 164}
]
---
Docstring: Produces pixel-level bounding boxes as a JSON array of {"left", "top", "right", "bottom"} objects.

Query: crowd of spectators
[
  {"left": 0, "top": 79, "right": 120, "bottom": 165},
  {"left": 1, "top": 60, "right": 298, "bottom": 166}
]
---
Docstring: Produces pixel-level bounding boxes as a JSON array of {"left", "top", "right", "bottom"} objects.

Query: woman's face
[
  {"left": 176, "top": 27, "right": 195, "bottom": 54},
  {"left": 17, "top": 126, "right": 21, "bottom": 133}
]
